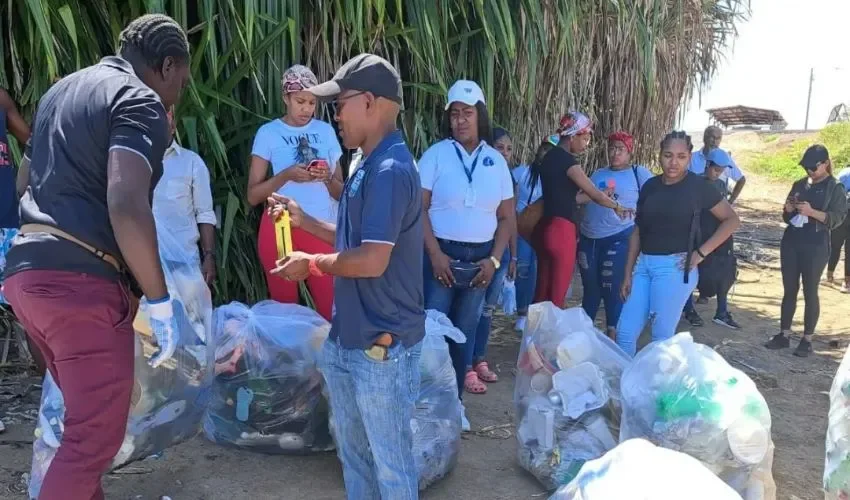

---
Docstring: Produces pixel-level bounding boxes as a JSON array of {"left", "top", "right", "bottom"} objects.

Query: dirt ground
[{"left": 0, "top": 170, "right": 846, "bottom": 500}]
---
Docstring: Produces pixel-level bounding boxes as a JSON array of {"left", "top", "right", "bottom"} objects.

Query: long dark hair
[
  {"left": 526, "top": 140, "right": 556, "bottom": 203},
  {"left": 441, "top": 101, "right": 493, "bottom": 145}
]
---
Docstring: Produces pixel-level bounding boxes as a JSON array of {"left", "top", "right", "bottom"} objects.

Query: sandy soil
[{"left": 1, "top": 171, "right": 846, "bottom": 500}]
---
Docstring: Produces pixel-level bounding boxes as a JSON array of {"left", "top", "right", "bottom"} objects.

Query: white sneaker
[
  {"left": 515, "top": 317, "right": 527, "bottom": 333},
  {"left": 841, "top": 282, "right": 849, "bottom": 294},
  {"left": 460, "top": 404, "right": 471, "bottom": 432}
]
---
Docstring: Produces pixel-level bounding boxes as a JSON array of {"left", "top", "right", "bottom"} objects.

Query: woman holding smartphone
[
  {"left": 247, "top": 65, "right": 343, "bottom": 320},
  {"left": 766, "top": 145, "right": 847, "bottom": 357}
]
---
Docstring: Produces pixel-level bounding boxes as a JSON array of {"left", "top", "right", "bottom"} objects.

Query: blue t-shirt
[
  {"left": 581, "top": 165, "right": 653, "bottom": 239},
  {"left": 0, "top": 109, "right": 19, "bottom": 228},
  {"left": 512, "top": 164, "right": 542, "bottom": 213},
  {"left": 330, "top": 131, "right": 425, "bottom": 350}
]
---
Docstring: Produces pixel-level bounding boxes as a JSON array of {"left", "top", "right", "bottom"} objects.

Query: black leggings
[
  {"left": 780, "top": 233, "right": 829, "bottom": 335},
  {"left": 828, "top": 212, "right": 850, "bottom": 278}
]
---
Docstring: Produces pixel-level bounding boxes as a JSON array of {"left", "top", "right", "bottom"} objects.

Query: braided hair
[
  {"left": 660, "top": 130, "right": 693, "bottom": 152},
  {"left": 119, "top": 14, "right": 189, "bottom": 72}
]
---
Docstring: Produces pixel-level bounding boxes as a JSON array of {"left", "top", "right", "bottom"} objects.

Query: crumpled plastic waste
[
  {"left": 415, "top": 310, "right": 465, "bottom": 490},
  {"left": 515, "top": 302, "right": 630, "bottom": 490},
  {"left": 500, "top": 279, "right": 517, "bottom": 315},
  {"left": 620, "top": 333, "right": 776, "bottom": 500},
  {"left": 29, "top": 226, "right": 214, "bottom": 499},
  {"left": 789, "top": 214, "right": 808, "bottom": 228},
  {"left": 824, "top": 343, "right": 850, "bottom": 498},
  {"left": 548, "top": 438, "right": 742, "bottom": 500},
  {"left": 202, "top": 301, "right": 334, "bottom": 454}
]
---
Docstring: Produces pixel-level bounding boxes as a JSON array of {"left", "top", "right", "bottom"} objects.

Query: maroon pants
[
  {"left": 532, "top": 216, "right": 578, "bottom": 307},
  {"left": 4, "top": 270, "right": 136, "bottom": 500}
]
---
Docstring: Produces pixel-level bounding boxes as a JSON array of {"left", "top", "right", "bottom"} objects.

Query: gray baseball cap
[{"left": 308, "top": 53, "right": 403, "bottom": 105}]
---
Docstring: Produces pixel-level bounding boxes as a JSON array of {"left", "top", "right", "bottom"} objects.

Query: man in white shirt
[
  {"left": 688, "top": 125, "right": 747, "bottom": 204},
  {"left": 153, "top": 108, "right": 218, "bottom": 283}
]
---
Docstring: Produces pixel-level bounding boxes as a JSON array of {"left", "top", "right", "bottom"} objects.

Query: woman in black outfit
[{"left": 766, "top": 145, "right": 848, "bottom": 357}]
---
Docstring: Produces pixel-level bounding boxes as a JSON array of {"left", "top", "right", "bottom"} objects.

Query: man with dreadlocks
[{"left": 2, "top": 14, "right": 190, "bottom": 499}]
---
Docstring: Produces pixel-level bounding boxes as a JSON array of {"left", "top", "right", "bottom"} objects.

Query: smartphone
[{"left": 308, "top": 159, "right": 329, "bottom": 171}]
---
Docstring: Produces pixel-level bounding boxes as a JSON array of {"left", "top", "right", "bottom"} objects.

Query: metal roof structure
[
  {"left": 827, "top": 103, "right": 850, "bottom": 124},
  {"left": 706, "top": 105, "right": 787, "bottom": 129}
]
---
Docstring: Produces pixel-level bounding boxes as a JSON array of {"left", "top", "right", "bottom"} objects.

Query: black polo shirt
[{"left": 4, "top": 57, "right": 169, "bottom": 285}]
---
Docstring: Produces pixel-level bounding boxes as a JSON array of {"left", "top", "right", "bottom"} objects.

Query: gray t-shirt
[{"left": 330, "top": 131, "right": 425, "bottom": 349}]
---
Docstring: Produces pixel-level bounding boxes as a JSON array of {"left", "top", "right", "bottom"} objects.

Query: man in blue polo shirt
[
  {"left": 269, "top": 53, "right": 424, "bottom": 500},
  {"left": 689, "top": 125, "right": 747, "bottom": 204}
]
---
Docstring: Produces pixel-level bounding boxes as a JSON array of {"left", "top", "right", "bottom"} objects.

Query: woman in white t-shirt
[
  {"left": 246, "top": 65, "right": 343, "bottom": 321},
  {"left": 420, "top": 80, "right": 515, "bottom": 418}
]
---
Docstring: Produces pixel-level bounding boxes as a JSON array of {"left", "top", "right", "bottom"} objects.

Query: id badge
[{"left": 464, "top": 187, "right": 476, "bottom": 207}]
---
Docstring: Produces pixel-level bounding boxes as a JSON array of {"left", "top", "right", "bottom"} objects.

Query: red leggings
[
  {"left": 532, "top": 216, "right": 578, "bottom": 307},
  {"left": 258, "top": 215, "right": 335, "bottom": 321}
]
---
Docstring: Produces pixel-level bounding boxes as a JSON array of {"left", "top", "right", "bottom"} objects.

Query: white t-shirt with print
[
  {"left": 419, "top": 139, "right": 514, "bottom": 243},
  {"left": 251, "top": 118, "right": 343, "bottom": 223}
]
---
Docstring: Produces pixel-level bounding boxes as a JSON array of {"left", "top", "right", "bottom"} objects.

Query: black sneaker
[
  {"left": 684, "top": 310, "right": 704, "bottom": 327},
  {"left": 765, "top": 333, "right": 790, "bottom": 350},
  {"left": 793, "top": 339, "right": 813, "bottom": 357},
  {"left": 713, "top": 312, "right": 740, "bottom": 330}
]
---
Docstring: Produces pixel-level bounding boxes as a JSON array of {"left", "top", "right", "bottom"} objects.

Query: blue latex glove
[{"left": 147, "top": 294, "right": 178, "bottom": 368}]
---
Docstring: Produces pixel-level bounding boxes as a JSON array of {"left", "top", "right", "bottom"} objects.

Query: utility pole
[{"left": 804, "top": 68, "right": 814, "bottom": 131}]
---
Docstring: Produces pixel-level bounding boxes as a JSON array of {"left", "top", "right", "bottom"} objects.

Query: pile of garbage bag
[
  {"left": 825, "top": 343, "right": 850, "bottom": 498},
  {"left": 514, "top": 302, "right": 630, "bottom": 490},
  {"left": 202, "top": 301, "right": 334, "bottom": 454},
  {"left": 548, "top": 438, "right": 742, "bottom": 500},
  {"left": 415, "top": 311, "right": 464, "bottom": 490},
  {"left": 620, "top": 333, "right": 776, "bottom": 500},
  {"left": 30, "top": 227, "right": 214, "bottom": 499}
]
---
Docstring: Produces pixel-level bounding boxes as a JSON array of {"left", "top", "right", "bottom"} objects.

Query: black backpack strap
[
  {"left": 632, "top": 165, "right": 642, "bottom": 190},
  {"left": 684, "top": 175, "right": 702, "bottom": 284}
]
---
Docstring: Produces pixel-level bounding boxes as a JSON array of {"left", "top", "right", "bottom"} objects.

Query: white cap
[{"left": 445, "top": 80, "right": 485, "bottom": 110}]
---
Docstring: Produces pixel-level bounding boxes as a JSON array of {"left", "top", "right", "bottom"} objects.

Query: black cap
[
  {"left": 800, "top": 144, "right": 830, "bottom": 170},
  {"left": 308, "top": 53, "right": 403, "bottom": 105}
]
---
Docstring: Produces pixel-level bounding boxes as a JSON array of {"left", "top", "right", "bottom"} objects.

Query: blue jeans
[
  {"left": 515, "top": 236, "right": 537, "bottom": 315},
  {"left": 320, "top": 337, "right": 422, "bottom": 500},
  {"left": 424, "top": 239, "right": 493, "bottom": 396},
  {"left": 578, "top": 227, "right": 632, "bottom": 331},
  {"left": 615, "top": 253, "right": 697, "bottom": 356},
  {"left": 473, "top": 250, "right": 510, "bottom": 362}
]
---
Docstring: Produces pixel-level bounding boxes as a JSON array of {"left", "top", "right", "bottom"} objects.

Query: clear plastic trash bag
[
  {"left": 825, "top": 343, "right": 850, "bottom": 498},
  {"left": 202, "top": 300, "right": 333, "bottom": 454},
  {"left": 500, "top": 279, "right": 517, "bottom": 315},
  {"left": 415, "top": 310, "right": 465, "bottom": 490},
  {"left": 548, "top": 438, "right": 743, "bottom": 500},
  {"left": 515, "top": 302, "right": 631, "bottom": 490},
  {"left": 620, "top": 333, "right": 776, "bottom": 500},
  {"left": 29, "top": 226, "right": 214, "bottom": 499}
]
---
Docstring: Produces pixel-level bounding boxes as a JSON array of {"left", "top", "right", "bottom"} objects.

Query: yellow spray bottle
[{"left": 275, "top": 208, "right": 293, "bottom": 259}]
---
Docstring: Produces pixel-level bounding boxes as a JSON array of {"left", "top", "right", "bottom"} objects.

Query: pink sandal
[
  {"left": 464, "top": 370, "right": 487, "bottom": 394},
  {"left": 474, "top": 361, "right": 499, "bottom": 383}
]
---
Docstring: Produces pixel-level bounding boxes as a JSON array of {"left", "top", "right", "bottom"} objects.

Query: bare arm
[
  {"left": 576, "top": 192, "right": 592, "bottom": 205},
  {"left": 107, "top": 150, "right": 168, "bottom": 300},
  {"left": 422, "top": 189, "right": 442, "bottom": 259},
  {"left": 567, "top": 165, "right": 618, "bottom": 209},
  {"left": 0, "top": 89, "right": 30, "bottom": 144},
  {"left": 199, "top": 224, "right": 216, "bottom": 256},
  {"left": 16, "top": 155, "right": 30, "bottom": 197},
  {"left": 246, "top": 156, "right": 298, "bottom": 206},
  {"left": 326, "top": 163, "right": 344, "bottom": 200},
  {"left": 624, "top": 227, "right": 641, "bottom": 277},
  {"left": 698, "top": 200, "right": 740, "bottom": 256},
  {"left": 728, "top": 176, "right": 746, "bottom": 204},
  {"left": 314, "top": 243, "right": 393, "bottom": 278},
  {"left": 491, "top": 198, "right": 515, "bottom": 261}
]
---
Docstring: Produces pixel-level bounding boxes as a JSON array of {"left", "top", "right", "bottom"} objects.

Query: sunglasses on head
[{"left": 284, "top": 81, "right": 306, "bottom": 93}]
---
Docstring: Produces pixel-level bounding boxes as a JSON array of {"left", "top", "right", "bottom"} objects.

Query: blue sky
[{"left": 681, "top": 0, "right": 850, "bottom": 131}]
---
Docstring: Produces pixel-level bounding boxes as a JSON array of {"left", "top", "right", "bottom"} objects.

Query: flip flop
[
  {"left": 474, "top": 361, "right": 499, "bottom": 383},
  {"left": 464, "top": 370, "right": 487, "bottom": 394}
]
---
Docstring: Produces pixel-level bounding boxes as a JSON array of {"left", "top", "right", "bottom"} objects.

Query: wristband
[
  {"left": 696, "top": 248, "right": 706, "bottom": 259},
  {"left": 309, "top": 257, "right": 325, "bottom": 277}
]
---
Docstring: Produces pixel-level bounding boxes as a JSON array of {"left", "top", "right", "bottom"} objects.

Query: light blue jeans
[
  {"left": 515, "top": 236, "right": 537, "bottom": 316},
  {"left": 615, "top": 253, "right": 697, "bottom": 356},
  {"left": 320, "top": 337, "right": 423, "bottom": 500},
  {"left": 473, "top": 249, "right": 510, "bottom": 362}
]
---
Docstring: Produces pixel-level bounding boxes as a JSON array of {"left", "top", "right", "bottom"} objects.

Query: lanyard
[{"left": 452, "top": 142, "right": 483, "bottom": 184}]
